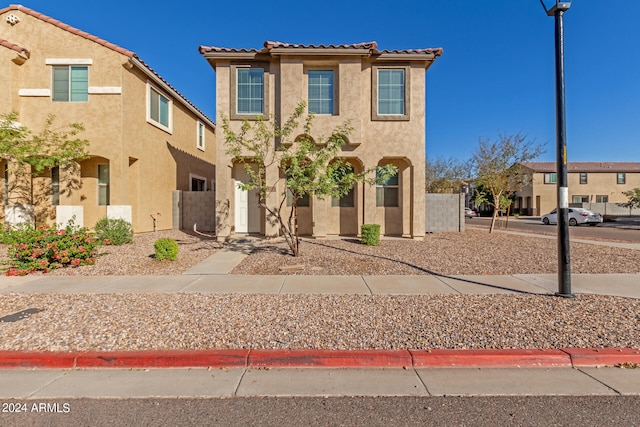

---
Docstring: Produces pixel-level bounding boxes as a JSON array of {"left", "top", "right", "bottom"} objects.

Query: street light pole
[{"left": 541, "top": 0, "right": 574, "bottom": 298}]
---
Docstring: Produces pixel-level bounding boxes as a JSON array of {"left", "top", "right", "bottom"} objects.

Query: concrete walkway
[{"left": 2, "top": 365, "right": 639, "bottom": 398}]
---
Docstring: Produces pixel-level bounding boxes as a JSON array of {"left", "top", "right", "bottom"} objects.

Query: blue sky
[{"left": 14, "top": 1, "right": 640, "bottom": 163}]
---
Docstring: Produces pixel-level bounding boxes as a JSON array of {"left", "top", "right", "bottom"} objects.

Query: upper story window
[
  {"left": 52, "top": 66, "right": 88, "bottom": 102},
  {"left": 579, "top": 173, "right": 588, "bottom": 184},
  {"left": 372, "top": 65, "right": 410, "bottom": 121},
  {"left": 308, "top": 70, "right": 334, "bottom": 115},
  {"left": 544, "top": 172, "right": 557, "bottom": 184},
  {"left": 378, "top": 69, "right": 405, "bottom": 115},
  {"left": 147, "top": 84, "right": 172, "bottom": 132},
  {"left": 197, "top": 121, "right": 205, "bottom": 151},
  {"left": 237, "top": 68, "right": 264, "bottom": 115},
  {"left": 617, "top": 173, "right": 626, "bottom": 184}
]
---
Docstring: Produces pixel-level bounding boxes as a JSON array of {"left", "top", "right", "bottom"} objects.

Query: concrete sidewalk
[
  {"left": 2, "top": 365, "right": 639, "bottom": 398},
  {"left": 1, "top": 273, "right": 639, "bottom": 298}
]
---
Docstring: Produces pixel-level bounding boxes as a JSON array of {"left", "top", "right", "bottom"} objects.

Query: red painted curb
[
  {"left": 75, "top": 350, "right": 250, "bottom": 368},
  {"left": 248, "top": 349, "right": 413, "bottom": 368},
  {"left": 0, "top": 349, "right": 637, "bottom": 369},
  {"left": 410, "top": 349, "right": 572, "bottom": 368},
  {"left": 0, "top": 351, "right": 79, "bottom": 369},
  {"left": 563, "top": 348, "right": 640, "bottom": 367}
]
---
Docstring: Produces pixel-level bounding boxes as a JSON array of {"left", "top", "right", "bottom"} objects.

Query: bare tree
[
  {"left": 425, "top": 157, "right": 470, "bottom": 193},
  {"left": 471, "top": 133, "right": 545, "bottom": 233}
]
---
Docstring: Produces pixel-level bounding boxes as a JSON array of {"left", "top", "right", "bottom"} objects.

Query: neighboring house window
[
  {"left": 308, "top": 70, "right": 334, "bottom": 115},
  {"left": 378, "top": 69, "right": 405, "bottom": 115},
  {"left": 3, "top": 163, "right": 8, "bottom": 206},
  {"left": 544, "top": 173, "right": 557, "bottom": 184},
  {"left": 52, "top": 66, "right": 88, "bottom": 102},
  {"left": 596, "top": 195, "right": 609, "bottom": 203},
  {"left": 51, "top": 166, "right": 60, "bottom": 206},
  {"left": 237, "top": 68, "right": 264, "bottom": 115},
  {"left": 617, "top": 173, "right": 626, "bottom": 184},
  {"left": 190, "top": 174, "right": 206, "bottom": 191},
  {"left": 148, "top": 84, "right": 172, "bottom": 131},
  {"left": 197, "top": 122, "right": 205, "bottom": 151},
  {"left": 579, "top": 173, "right": 588, "bottom": 184},
  {"left": 572, "top": 195, "right": 588, "bottom": 203},
  {"left": 376, "top": 169, "right": 399, "bottom": 207},
  {"left": 98, "top": 164, "right": 110, "bottom": 206}
]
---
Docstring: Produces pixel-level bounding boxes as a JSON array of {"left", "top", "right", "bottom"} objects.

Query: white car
[{"left": 541, "top": 208, "right": 603, "bottom": 226}]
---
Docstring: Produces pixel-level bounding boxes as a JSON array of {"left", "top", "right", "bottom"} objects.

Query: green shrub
[
  {"left": 154, "top": 238, "right": 179, "bottom": 261},
  {"left": 4, "top": 222, "right": 99, "bottom": 276},
  {"left": 0, "top": 224, "right": 35, "bottom": 245},
  {"left": 361, "top": 224, "right": 381, "bottom": 246},
  {"left": 94, "top": 217, "right": 133, "bottom": 245}
]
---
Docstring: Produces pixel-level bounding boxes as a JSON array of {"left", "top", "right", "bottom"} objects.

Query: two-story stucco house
[
  {"left": 0, "top": 5, "right": 215, "bottom": 233},
  {"left": 199, "top": 41, "right": 441, "bottom": 240},
  {"left": 515, "top": 162, "right": 640, "bottom": 216}
]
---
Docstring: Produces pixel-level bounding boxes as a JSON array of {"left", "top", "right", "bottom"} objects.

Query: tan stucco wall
[
  {"left": 213, "top": 52, "right": 429, "bottom": 239},
  {"left": 1, "top": 9, "right": 216, "bottom": 232}
]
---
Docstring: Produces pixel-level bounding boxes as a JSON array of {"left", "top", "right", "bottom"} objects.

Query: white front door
[
  {"left": 234, "top": 179, "right": 249, "bottom": 233},
  {"left": 233, "top": 165, "right": 260, "bottom": 233}
]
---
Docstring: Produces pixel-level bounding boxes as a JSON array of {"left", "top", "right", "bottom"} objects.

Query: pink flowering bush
[{"left": 5, "top": 222, "right": 99, "bottom": 276}]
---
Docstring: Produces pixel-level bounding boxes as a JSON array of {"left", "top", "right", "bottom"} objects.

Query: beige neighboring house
[
  {"left": 0, "top": 5, "right": 215, "bottom": 233},
  {"left": 515, "top": 162, "right": 640, "bottom": 216},
  {"left": 200, "top": 41, "right": 441, "bottom": 240}
]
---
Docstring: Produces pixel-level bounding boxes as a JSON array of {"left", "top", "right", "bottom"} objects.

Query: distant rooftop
[{"left": 521, "top": 162, "right": 640, "bottom": 173}]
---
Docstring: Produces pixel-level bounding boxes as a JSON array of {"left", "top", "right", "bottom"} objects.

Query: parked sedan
[
  {"left": 541, "top": 208, "right": 603, "bottom": 226},
  {"left": 465, "top": 208, "right": 478, "bottom": 218}
]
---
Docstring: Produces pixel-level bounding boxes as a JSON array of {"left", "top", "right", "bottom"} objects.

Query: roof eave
[{"left": 129, "top": 57, "right": 215, "bottom": 129}]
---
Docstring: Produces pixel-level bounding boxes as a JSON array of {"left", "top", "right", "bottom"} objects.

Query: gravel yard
[
  {"left": 1, "top": 229, "right": 638, "bottom": 352},
  {"left": 1, "top": 293, "right": 639, "bottom": 351},
  {"left": 232, "top": 230, "right": 640, "bottom": 276}
]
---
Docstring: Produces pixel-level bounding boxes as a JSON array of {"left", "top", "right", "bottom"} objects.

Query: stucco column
[
  {"left": 215, "top": 160, "right": 232, "bottom": 240},
  {"left": 411, "top": 164, "right": 425, "bottom": 240}
]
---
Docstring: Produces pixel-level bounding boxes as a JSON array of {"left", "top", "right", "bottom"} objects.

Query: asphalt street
[{"left": 2, "top": 396, "right": 640, "bottom": 426}]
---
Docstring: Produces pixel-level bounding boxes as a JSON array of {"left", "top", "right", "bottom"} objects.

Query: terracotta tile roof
[
  {"left": 521, "top": 162, "right": 640, "bottom": 173},
  {"left": 1, "top": 4, "right": 135, "bottom": 57},
  {"left": 1, "top": 4, "right": 213, "bottom": 126},
  {"left": 263, "top": 40, "right": 378, "bottom": 50},
  {"left": 0, "top": 37, "right": 29, "bottom": 56},
  {"left": 200, "top": 40, "right": 443, "bottom": 57}
]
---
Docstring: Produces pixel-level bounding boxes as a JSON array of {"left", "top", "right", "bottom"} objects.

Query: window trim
[
  {"left": 544, "top": 172, "right": 557, "bottom": 184},
  {"left": 230, "top": 64, "right": 269, "bottom": 120},
  {"left": 579, "top": 173, "right": 588, "bottom": 184},
  {"left": 189, "top": 173, "right": 207, "bottom": 191},
  {"left": 146, "top": 82, "right": 173, "bottom": 133},
  {"left": 371, "top": 65, "right": 410, "bottom": 121},
  {"left": 196, "top": 121, "right": 206, "bottom": 151},
  {"left": 596, "top": 195, "right": 609, "bottom": 203},
  {"left": 617, "top": 173, "right": 626, "bottom": 185},
  {"left": 307, "top": 69, "right": 336, "bottom": 115},
  {"left": 51, "top": 65, "right": 89, "bottom": 102}
]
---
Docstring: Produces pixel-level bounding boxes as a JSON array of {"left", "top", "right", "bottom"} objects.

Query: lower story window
[
  {"left": 331, "top": 187, "right": 355, "bottom": 207},
  {"left": 191, "top": 177, "right": 206, "bottom": 191},
  {"left": 376, "top": 170, "right": 399, "bottom": 207},
  {"left": 286, "top": 189, "right": 310, "bottom": 207},
  {"left": 51, "top": 166, "right": 60, "bottom": 206},
  {"left": 596, "top": 195, "right": 609, "bottom": 203},
  {"left": 572, "top": 195, "right": 589, "bottom": 203},
  {"left": 3, "top": 163, "right": 8, "bottom": 206},
  {"left": 98, "top": 164, "right": 110, "bottom": 205}
]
